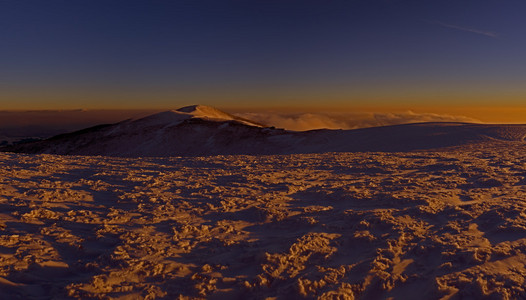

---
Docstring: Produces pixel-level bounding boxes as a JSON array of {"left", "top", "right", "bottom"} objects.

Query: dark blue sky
[{"left": 1, "top": 0, "right": 525, "bottom": 110}]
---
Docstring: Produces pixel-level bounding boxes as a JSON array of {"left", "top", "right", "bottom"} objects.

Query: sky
[{"left": 1, "top": 0, "right": 526, "bottom": 121}]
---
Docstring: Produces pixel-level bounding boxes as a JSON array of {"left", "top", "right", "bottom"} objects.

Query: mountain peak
[
  {"left": 174, "top": 105, "right": 264, "bottom": 127},
  {"left": 176, "top": 105, "right": 234, "bottom": 120},
  {"left": 176, "top": 104, "right": 208, "bottom": 113},
  {"left": 130, "top": 105, "right": 263, "bottom": 128}
]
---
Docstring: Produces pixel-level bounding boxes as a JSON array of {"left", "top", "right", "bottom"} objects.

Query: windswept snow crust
[{"left": 2, "top": 147, "right": 526, "bottom": 298}]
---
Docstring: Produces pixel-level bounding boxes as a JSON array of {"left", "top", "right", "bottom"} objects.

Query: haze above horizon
[{"left": 1, "top": 0, "right": 525, "bottom": 121}]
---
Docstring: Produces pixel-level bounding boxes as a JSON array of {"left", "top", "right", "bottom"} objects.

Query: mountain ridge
[{"left": 2, "top": 105, "right": 526, "bottom": 157}]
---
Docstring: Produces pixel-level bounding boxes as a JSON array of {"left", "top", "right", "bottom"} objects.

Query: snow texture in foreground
[{"left": 1, "top": 147, "right": 526, "bottom": 299}]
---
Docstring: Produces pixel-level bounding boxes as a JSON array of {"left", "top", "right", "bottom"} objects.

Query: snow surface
[{"left": 2, "top": 147, "right": 526, "bottom": 298}]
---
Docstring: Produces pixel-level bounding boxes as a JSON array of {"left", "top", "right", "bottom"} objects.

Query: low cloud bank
[{"left": 237, "top": 111, "right": 481, "bottom": 131}]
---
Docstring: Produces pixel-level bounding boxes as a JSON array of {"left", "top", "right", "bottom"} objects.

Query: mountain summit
[
  {"left": 176, "top": 105, "right": 235, "bottom": 119},
  {"left": 135, "top": 105, "right": 264, "bottom": 128}
]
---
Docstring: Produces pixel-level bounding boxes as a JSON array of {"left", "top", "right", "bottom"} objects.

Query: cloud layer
[{"left": 237, "top": 111, "right": 481, "bottom": 131}]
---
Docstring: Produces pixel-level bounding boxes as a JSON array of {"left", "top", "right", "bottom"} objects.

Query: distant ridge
[{"left": 2, "top": 105, "right": 526, "bottom": 157}]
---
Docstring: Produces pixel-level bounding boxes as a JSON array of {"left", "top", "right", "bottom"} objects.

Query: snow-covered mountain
[
  {"left": 133, "top": 105, "right": 265, "bottom": 128},
  {"left": 0, "top": 105, "right": 285, "bottom": 157},
  {"left": 2, "top": 105, "right": 526, "bottom": 157}
]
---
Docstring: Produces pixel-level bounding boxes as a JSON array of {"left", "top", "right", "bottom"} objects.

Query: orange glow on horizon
[{"left": 2, "top": 90, "right": 526, "bottom": 124}]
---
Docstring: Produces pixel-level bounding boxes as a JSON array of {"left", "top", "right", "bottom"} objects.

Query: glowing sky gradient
[{"left": 1, "top": 0, "right": 525, "bottom": 116}]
